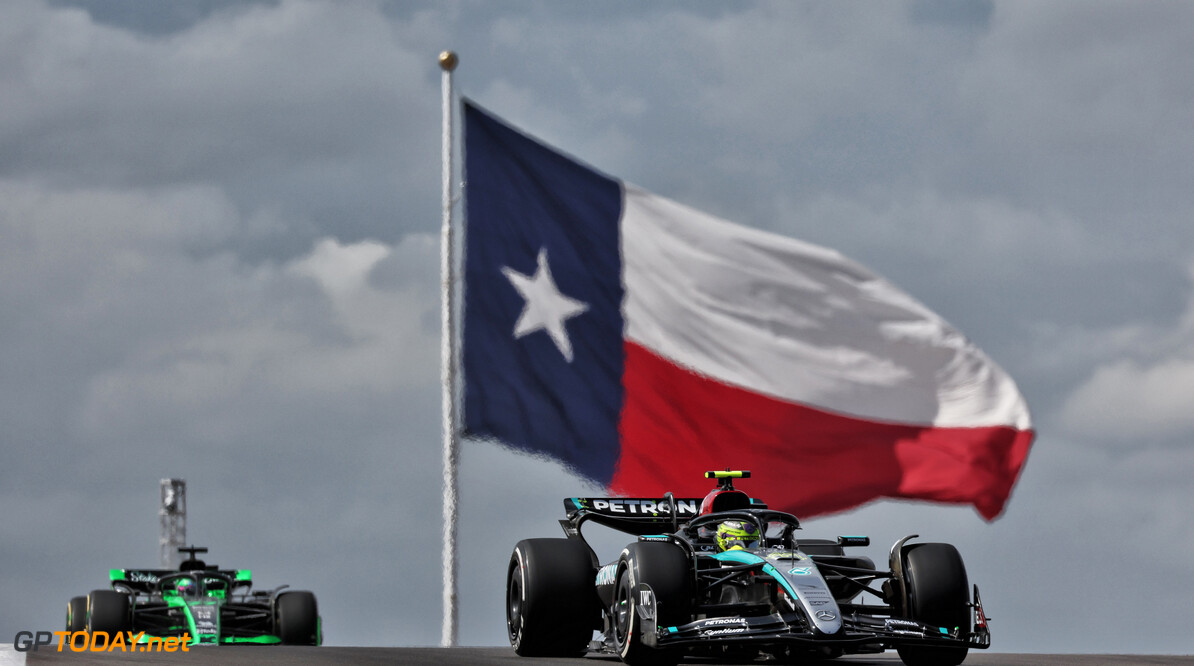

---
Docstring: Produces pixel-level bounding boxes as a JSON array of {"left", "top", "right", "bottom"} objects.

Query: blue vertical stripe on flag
[{"left": 461, "top": 101, "right": 625, "bottom": 484}]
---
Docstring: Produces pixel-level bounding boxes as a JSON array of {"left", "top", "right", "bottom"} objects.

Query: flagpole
[{"left": 438, "top": 49, "right": 460, "bottom": 649}]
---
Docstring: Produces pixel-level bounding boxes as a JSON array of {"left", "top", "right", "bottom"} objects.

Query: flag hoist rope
[{"left": 438, "top": 49, "right": 460, "bottom": 648}]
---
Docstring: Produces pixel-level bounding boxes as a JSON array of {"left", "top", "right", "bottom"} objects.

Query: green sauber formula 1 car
[{"left": 66, "top": 546, "right": 321, "bottom": 647}]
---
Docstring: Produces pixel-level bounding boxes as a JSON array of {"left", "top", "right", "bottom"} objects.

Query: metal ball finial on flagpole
[{"left": 438, "top": 49, "right": 461, "bottom": 648}]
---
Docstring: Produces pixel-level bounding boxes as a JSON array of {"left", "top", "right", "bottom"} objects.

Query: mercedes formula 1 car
[
  {"left": 506, "top": 471, "right": 989, "bottom": 665},
  {"left": 66, "top": 546, "right": 320, "bottom": 646}
]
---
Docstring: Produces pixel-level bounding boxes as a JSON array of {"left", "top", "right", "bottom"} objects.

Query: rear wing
[
  {"left": 561, "top": 496, "right": 705, "bottom": 537},
  {"left": 109, "top": 568, "right": 251, "bottom": 593}
]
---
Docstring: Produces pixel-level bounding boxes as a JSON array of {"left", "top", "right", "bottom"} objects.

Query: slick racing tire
[
  {"left": 86, "top": 590, "right": 130, "bottom": 635},
  {"left": 276, "top": 591, "right": 320, "bottom": 645},
  {"left": 507, "top": 538, "right": 598, "bottom": 657},
  {"left": 613, "top": 542, "right": 692, "bottom": 666},
  {"left": 896, "top": 543, "right": 970, "bottom": 666},
  {"left": 67, "top": 596, "right": 87, "bottom": 632}
]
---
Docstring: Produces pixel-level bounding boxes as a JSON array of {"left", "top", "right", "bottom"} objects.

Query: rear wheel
[
  {"left": 67, "top": 596, "right": 87, "bottom": 632},
  {"left": 276, "top": 591, "right": 319, "bottom": 645},
  {"left": 506, "top": 538, "right": 598, "bottom": 657},
  {"left": 86, "top": 590, "right": 130, "bottom": 635},
  {"left": 613, "top": 542, "right": 692, "bottom": 666},
  {"left": 896, "top": 543, "right": 970, "bottom": 666}
]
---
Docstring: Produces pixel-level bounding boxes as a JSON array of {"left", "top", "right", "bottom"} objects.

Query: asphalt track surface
[{"left": 22, "top": 647, "right": 1194, "bottom": 665}]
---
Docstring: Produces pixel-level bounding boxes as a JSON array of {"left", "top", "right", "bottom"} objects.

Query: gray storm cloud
[{"left": 2, "top": 0, "right": 1193, "bottom": 653}]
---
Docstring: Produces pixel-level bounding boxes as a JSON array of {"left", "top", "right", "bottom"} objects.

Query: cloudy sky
[{"left": 3, "top": 0, "right": 1192, "bottom": 654}]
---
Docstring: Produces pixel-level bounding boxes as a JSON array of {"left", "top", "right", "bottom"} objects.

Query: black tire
[
  {"left": 613, "top": 542, "right": 692, "bottom": 666},
  {"left": 86, "top": 590, "right": 130, "bottom": 635},
  {"left": 276, "top": 591, "right": 320, "bottom": 645},
  {"left": 896, "top": 543, "right": 970, "bottom": 666},
  {"left": 506, "top": 538, "right": 598, "bottom": 657},
  {"left": 67, "top": 596, "right": 87, "bottom": 632}
]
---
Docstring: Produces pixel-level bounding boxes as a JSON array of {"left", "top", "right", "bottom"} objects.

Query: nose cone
[{"left": 768, "top": 554, "right": 843, "bottom": 635}]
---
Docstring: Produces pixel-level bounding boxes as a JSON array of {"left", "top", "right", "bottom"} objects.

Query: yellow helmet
[{"left": 715, "top": 520, "right": 759, "bottom": 551}]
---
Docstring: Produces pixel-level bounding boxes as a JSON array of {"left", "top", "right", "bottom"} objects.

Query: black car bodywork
[{"left": 506, "top": 471, "right": 989, "bottom": 665}]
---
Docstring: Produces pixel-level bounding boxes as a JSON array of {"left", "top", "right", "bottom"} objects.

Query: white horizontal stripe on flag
[{"left": 619, "top": 185, "right": 1030, "bottom": 430}]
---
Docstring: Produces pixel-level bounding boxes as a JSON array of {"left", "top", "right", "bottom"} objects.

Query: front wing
[
  {"left": 129, "top": 599, "right": 284, "bottom": 646},
  {"left": 632, "top": 583, "right": 989, "bottom": 655}
]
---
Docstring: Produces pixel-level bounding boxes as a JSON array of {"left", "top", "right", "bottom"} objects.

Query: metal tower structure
[{"left": 159, "top": 478, "right": 186, "bottom": 569}]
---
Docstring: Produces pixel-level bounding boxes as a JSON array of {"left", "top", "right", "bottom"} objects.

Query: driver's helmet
[
  {"left": 174, "top": 577, "right": 196, "bottom": 596},
  {"left": 715, "top": 520, "right": 760, "bottom": 551}
]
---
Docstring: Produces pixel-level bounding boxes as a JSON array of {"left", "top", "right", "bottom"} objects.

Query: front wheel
[
  {"left": 896, "top": 543, "right": 970, "bottom": 666},
  {"left": 613, "top": 542, "right": 691, "bottom": 666},
  {"left": 86, "top": 590, "right": 130, "bottom": 635},
  {"left": 275, "top": 591, "right": 320, "bottom": 645},
  {"left": 613, "top": 568, "right": 675, "bottom": 666}
]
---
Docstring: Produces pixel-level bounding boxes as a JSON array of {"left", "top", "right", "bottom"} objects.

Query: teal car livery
[{"left": 507, "top": 471, "right": 990, "bottom": 666}]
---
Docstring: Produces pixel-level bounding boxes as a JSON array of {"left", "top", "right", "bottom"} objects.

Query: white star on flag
[{"left": 501, "top": 249, "right": 590, "bottom": 362}]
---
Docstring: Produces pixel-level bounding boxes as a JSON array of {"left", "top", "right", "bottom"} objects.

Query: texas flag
[{"left": 461, "top": 101, "right": 1033, "bottom": 520}]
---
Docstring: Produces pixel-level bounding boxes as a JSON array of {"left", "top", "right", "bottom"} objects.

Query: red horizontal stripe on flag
[{"left": 613, "top": 342, "right": 1032, "bottom": 520}]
